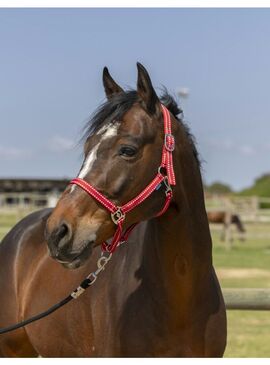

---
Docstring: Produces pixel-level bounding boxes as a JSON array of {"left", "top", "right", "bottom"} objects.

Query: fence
[
  {"left": 205, "top": 195, "right": 270, "bottom": 223},
  {"left": 223, "top": 288, "right": 270, "bottom": 310},
  {"left": 1, "top": 192, "right": 269, "bottom": 215},
  {"left": 205, "top": 195, "right": 270, "bottom": 245},
  {"left": 0, "top": 192, "right": 61, "bottom": 211}
]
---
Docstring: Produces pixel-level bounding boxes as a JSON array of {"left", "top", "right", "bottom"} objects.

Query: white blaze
[
  {"left": 70, "top": 122, "right": 120, "bottom": 193},
  {"left": 78, "top": 143, "right": 100, "bottom": 179},
  {"left": 101, "top": 122, "right": 120, "bottom": 139}
]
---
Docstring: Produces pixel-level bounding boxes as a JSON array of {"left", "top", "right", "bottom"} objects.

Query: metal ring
[
  {"left": 111, "top": 207, "right": 125, "bottom": 225},
  {"left": 87, "top": 272, "right": 97, "bottom": 285},
  {"left": 158, "top": 166, "right": 167, "bottom": 176}
]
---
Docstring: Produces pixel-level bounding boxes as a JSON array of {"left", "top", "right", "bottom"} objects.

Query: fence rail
[
  {"left": 205, "top": 195, "right": 270, "bottom": 223},
  {"left": 1, "top": 192, "right": 270, "bottom": 222},
  {"left": 223, "top": 288, "right": 270, "bottom": 311}
]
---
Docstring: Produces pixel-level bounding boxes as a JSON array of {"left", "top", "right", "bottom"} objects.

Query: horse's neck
[
  {"left": 142, "top": 210, "right": 212, "bottom": 290},
  {"left": 140, "top": 135, "right": 213, "bottom": 317}
]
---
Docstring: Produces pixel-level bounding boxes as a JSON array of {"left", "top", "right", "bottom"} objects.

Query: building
[{"left": 0, "top": 178, "right": 69, "bottom": 209}]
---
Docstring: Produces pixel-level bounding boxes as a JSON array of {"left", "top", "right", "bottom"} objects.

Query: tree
[
  {"left": 239, "top": 173, "right": 270, "bottom": 197},
  {"left": 205, "top": 181, "right": 233, "bottom": 195}
]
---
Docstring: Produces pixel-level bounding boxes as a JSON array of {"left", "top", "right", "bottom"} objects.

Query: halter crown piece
[{"left": 70, "top": 104, "right": 176, "bottom": 254}]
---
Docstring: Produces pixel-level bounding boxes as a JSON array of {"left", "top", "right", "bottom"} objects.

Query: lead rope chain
[{"left": 71, "top": 251, "right": 112, "bottom": 299}]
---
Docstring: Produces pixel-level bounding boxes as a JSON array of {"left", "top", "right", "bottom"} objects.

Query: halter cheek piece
[
  {"left": 70, "top": 104, "right": 176, "bottom": 254},
  {"left": 0, "top": 105, "right": 176, "bottom": 335}
]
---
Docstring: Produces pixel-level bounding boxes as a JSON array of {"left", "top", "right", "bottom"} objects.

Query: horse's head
[{"left": 45, "top": 63, "right": 178, "bottom": 269}]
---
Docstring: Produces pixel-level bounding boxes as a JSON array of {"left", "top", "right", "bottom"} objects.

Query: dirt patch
[{"left": 216, "top": 268, "right": 270, "bottom": 279}]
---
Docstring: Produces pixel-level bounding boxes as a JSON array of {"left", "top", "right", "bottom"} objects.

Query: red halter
[{"left": 70, "top": 104, "right": 176, "bottom": 253}]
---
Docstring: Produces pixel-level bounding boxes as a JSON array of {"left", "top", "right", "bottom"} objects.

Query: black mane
[{"left": 82, "top": 90, "right": 200, "bottom": 167}]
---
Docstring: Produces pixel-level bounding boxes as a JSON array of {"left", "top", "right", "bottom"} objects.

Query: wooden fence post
[{"left": 224, "top": 198, "right": 233, "bottom": 249}]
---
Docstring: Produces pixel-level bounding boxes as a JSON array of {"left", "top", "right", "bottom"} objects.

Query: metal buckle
[
  {"left": 164, "top": 133, "right": 175, "bottom": 152},
  {"left": 71, "top": 286, "right": 86, "bottom": 299},
  {"left": 111, "top": 207, "right": 125, "bottom": 225}
]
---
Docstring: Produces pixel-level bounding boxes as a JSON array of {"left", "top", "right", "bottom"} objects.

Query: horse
[
  {"left": 207, "top": 211, "right": 246, "bottom": 242},
  {"left": 0, "top": 63, "right": 227, "bottom": 357}
]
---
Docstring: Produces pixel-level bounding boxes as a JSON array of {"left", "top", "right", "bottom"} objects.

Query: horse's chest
[{"left": 116, "top": 313, "right": 193, "bottom": 357}]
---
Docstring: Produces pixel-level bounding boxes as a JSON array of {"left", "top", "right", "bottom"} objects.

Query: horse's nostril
[
  {"left": 56, "top": 222, "right": 72, "bottom": 249},
  {"left": 58, "top": 223, "right": 69, "bottom": 240},
  {"left": 47, "top": 222, "right": 72, "bottom": 255}
]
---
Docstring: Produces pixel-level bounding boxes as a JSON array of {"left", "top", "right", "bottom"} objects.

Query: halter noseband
[{"left": 70, "top": 104, "right": 176, "bottom": 254}]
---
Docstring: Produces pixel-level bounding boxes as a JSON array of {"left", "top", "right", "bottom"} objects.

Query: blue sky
[{"left": 0, "top": 8, "right": 269, "bottom": 190}]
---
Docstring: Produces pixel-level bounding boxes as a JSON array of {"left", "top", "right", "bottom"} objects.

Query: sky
[{"left": 0, "top": 8, "right": 269, "bottom": 191}]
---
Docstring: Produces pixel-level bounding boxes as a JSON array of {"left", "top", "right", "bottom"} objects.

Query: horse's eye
[{"left": 118, "top": 146, "right": 137, "bottom": 157}]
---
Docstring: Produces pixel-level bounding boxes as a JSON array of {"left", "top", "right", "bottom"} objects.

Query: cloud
[
  {"left": 0, "top": 145, "right": 32, "bottom": 160},
  {"left": 238, "top": 145, "right": 256, "bottom": 156},
  {"left": 204, "top": 138, "right": 234, "bottom": 151},
  {"left": 203, "top": 138, "right": 256, "bottom": 156},
  {"left": 47, "top": 135, "right": 75, "bottom": 152}
]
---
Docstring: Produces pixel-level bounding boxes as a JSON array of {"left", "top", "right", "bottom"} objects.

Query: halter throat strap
[{"left": 70, "top": 104, "right": 176, "bottom": 253}]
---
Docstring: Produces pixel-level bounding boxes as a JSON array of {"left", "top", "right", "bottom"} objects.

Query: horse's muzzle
[
  {"left": 47, "top": 238, "right": 95, "bottom": 270},
  {"left": 46, "top": 221, "right": 72, "bottom": 257}
]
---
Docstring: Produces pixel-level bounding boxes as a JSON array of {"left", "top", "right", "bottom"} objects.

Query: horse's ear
[
  {"left": 103, "top": 67, "right": 124, "bottom": 99},
  {"left": 136, "top": 62, "right": 160, "bottom": 116}
]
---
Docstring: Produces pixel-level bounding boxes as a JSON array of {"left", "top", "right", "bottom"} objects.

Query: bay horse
[
  {"left": 207, "top": 211, "right": 246, "bottom": 242},
  {"left": 0, "top": 63, "right": 226, "bottom": 357}
]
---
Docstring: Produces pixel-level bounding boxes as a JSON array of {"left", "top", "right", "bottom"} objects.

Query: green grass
[
  {"left": 1, "top": 212, "right": 270, "bottom": 357},
  {"left": 0, "top": 210, "right": 33, "bottom": 241},
  {"left": 212, "top": 223, "right": 270, "bottom": 357},
  {"left": 0, "top": 215, "right": 18, "bottom": 241},
  {"left": 226, "top": 310, "right": 270, "bottom": 357},
  {"left": 213, "top": 238, "right": 270, "bottom": 271}
]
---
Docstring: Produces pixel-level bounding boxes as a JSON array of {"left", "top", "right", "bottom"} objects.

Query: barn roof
[{"left": 0, "top": 178, "right": 69, "bottom": 193}]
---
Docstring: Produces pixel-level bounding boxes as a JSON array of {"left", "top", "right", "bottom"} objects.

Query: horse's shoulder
[
  {"left": 0, "top": 208, "right": 52, "bottom": 255},
  {"left": 16, "top": 208, "right": 53, "bottom": 230}
]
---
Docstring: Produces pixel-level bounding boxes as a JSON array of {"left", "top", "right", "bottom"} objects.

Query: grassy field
[
  {"left": 212, "top": 226, "right": 270, "bottom": 357},
  {"left": 0, "top": 210, "right": 33, "bottom": 241},
  {"left": 0, "top": 212, "right": 270, "bottom": 357}
]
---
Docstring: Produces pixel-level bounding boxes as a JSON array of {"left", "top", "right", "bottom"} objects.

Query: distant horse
[
  {"left": 0, "top": 63, "right": 226, "bottom": 357},
  {"left": 207, "top": 211, "right": 246, "bottom": 242}
]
